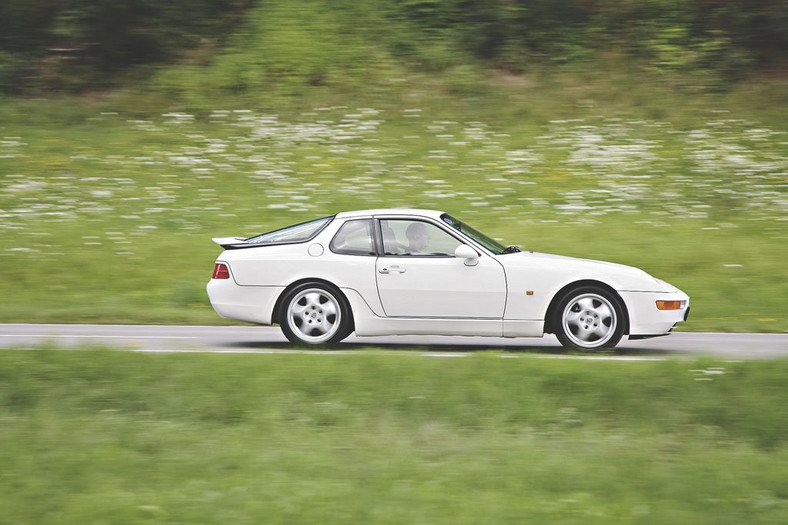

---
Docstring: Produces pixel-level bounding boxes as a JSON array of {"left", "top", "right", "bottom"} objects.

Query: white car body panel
[
  {"left": 619, "top": 290, "right": 689, "bottom": 335},
  {"left": 500, "top": 251, "right": 675, "bottom": 321},
  {"left": 207, "top": 208, "right": 690, "bottom": 345},
  {"left": 208, "top": 277, "right": 283, "bottom": 325},
  {"left": 376, "top": 254, "right": 506, "bottom": 318}
]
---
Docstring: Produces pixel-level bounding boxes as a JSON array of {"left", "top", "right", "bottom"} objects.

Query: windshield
[
  {"left": 245, "top": 216, "right": 333, "bottom": 245},
  {"left": 441, "top": 213, "right": 508, "bottom": 254}
]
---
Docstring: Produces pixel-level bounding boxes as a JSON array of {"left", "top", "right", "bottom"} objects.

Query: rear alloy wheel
[
  {"left": 280, "top": 283, "right": 352, "bottom": 345},
  {"left": 554, "top": 286, "right": 625, "bottom": 350}
]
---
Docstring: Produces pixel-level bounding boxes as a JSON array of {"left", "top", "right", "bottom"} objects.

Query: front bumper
[{"left": 619, "top": 289, "right": 690, "bottom": 337}]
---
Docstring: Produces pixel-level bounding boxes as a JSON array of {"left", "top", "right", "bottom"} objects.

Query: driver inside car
[{"left": 405, "top": 222, "right": 430, "bottom": 253}]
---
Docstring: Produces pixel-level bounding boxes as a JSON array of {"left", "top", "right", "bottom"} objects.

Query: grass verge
[{"left": 1, "top": 347, "right": 786, "bottom": 524}]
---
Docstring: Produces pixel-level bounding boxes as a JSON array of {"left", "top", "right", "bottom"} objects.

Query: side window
[
  {"left": 330, "top": 219, "right": 375, "bottom": 256},
  {"left": 380, "top": 220, "right": 463, "bottom": 256}
]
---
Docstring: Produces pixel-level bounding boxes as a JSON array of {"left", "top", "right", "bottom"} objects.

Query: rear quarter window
[{"left": 330, "top": 219, "right": 375, "bottom": 256}]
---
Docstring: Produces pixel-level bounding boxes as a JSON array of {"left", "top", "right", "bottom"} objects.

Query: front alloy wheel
[{"left": 554, "top": 287, "right": 625, "bottom": 350}]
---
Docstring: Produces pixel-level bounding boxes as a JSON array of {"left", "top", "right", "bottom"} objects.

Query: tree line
[{"left": 1, "top": 0, "right": 785, "bottom": 94}]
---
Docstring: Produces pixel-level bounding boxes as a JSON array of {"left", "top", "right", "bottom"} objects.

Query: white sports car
[{"left": 207, "top": 209, "right": 689, "bottom": 350}]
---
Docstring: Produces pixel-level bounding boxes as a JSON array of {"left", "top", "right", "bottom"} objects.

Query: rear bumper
[
  {"left": 206, "top": 278, "right": 283, "bottom": 325},
  {"left": 619, "top": 289, "right": 690, "bottom": 337}
]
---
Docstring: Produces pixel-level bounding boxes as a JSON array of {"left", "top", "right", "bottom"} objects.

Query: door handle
[{"left": 379, "top": 265, "right": 406, "bottom": 274}]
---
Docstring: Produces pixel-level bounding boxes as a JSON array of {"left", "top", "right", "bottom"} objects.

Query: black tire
[
  {"left": 279, "top": 282, "right": 353, "bottom": 345},
  {"left": 553, "top": 286, "right": 625, "bottom": 351}
]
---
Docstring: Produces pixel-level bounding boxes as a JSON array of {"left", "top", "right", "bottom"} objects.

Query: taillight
[{"left": 212, "top": 263, "right": 230, "bottom": 279}]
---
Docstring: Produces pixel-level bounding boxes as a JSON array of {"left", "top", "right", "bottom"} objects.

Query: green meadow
[
  {"left": 1, "top": 73, "right": 786, "bottom": 331},
  {"left": 1, "top": 348, "right": 787, "bottom": 524},
  {"left": 1, "top": 3, "right": 787, "bottom": 524}
]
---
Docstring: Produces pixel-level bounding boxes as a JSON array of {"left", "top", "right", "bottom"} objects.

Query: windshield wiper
[{"left": 502, "top": 245, "right": 522, "bottom": 254}]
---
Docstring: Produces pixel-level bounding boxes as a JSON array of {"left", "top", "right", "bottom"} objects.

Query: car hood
[{"left": 501, "top": 251, "right": 678, "bottom": 292}]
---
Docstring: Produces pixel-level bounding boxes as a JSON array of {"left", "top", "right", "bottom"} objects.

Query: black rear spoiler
[{"left": 212, "top": 237, "right": 253, "bottom": 250}]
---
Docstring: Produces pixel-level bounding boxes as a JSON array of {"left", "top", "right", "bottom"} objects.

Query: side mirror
[{"left": 454, "top": 244, "right": 479, "bottom": 266}]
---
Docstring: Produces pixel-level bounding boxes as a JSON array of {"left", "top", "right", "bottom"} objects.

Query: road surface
[{"left": 1, "top": 324, "right": 786, "bottom": 359}]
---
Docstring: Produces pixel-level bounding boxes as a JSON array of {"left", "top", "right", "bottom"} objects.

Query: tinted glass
[
  {"left": 441, "top": 214, "right": 506, "bottom": 254},
  {"left": 330, "top": 219, "right": 375, "bottom": 255},
  {"left": 381, "top": 219, "right": 463, "bottom": 256},
  {"left": 245, "top": 216, "right": 332, "bottom": 245}
]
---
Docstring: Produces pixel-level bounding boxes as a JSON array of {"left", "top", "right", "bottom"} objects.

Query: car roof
[{"left": 334, "top": 208, "right": 446, "bottom": 220}]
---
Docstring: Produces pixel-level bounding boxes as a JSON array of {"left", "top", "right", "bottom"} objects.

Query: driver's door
[{"left": 375, "top": 219, "right": 506, "bottom": 318}]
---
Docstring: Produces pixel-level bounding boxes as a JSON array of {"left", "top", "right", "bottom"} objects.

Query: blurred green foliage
[
  {"left": 0, "top": 1, "right": 785, "bottom": 331},
  {"left": 0, "top": 97, "right": 785, "bottom": 331},
  {"left": 2, "top": 349, "right": 788, "bottom": 523},
  {"left": 0, "top": 0, "right": 253, "bottom": 92},
  {"left": 1, "top": 0, "right": 785, "bottom": 94}
]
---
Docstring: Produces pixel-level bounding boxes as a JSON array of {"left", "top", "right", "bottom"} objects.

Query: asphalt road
[{"left": 1, "top": 324, "right": 786, "bottom": 359}]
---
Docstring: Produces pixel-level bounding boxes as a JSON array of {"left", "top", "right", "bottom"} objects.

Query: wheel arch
[
  {"left": 543, "top": 280, "right": 630, "bottom": 335},
  {"left": 271, "top": 278, "right": 355, "bottom": 331}
]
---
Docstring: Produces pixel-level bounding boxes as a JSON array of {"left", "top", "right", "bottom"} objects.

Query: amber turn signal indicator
[{"left": 656, "top": 300, "right": 683, "bottom": 310}]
